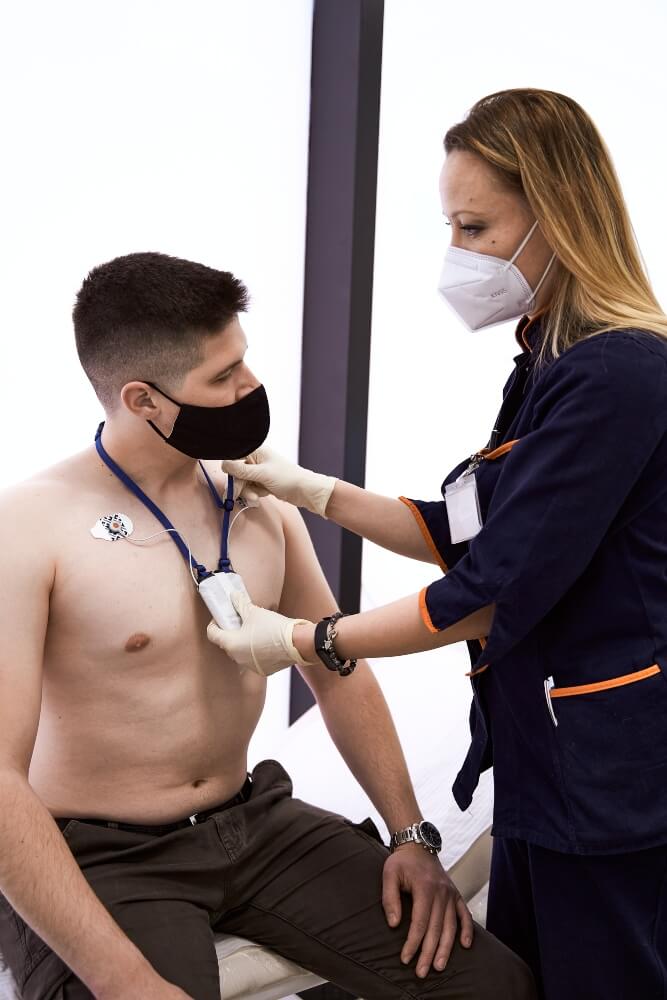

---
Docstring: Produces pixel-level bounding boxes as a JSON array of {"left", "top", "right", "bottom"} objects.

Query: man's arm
[
  {"left": 276, "top": 499, "right": 421, "bottom": 831},
  {"left": 0, "top": 485, "right": 188, "bottom": 1000},
  {"left": 276, "top": 499, "right": 473, "bottom": 977}
]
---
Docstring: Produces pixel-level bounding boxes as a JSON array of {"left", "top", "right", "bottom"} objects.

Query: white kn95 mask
[{"left": 437, "top": 220, "right": 556, "bottom": 331}]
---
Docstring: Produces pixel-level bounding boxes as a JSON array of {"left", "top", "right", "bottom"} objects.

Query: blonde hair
[{"left": 444, "top": 88, "right": 667, "bottom": 363}]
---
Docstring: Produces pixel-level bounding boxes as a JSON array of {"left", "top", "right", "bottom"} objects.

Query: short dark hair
[{"left": 73, "top": 252, "right": 250, "bottom": 409}]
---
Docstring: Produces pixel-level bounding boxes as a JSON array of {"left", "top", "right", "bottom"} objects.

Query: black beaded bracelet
[{"left": 314, "top": 612, "right": 357, "bottom": 677}]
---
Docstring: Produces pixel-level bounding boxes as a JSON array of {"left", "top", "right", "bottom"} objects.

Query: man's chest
[{"left": 46, "top": 496, "right": 285, "bottom": 664}]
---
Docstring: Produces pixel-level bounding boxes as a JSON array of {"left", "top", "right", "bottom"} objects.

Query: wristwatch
[{"left": 390, "top": 821, "right": 443, "bottom": 855}]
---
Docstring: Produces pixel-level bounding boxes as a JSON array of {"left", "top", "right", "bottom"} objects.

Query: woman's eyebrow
[{"left": 446, "top": 208, "right": 488, "bottom": 220}]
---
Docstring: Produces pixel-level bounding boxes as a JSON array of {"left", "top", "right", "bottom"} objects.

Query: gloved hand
[
  {"left": 221, "top": 446, "right": 337, "bottom": 518},
  {"left": 206, "top": 588, "right": 315, "bottom": 676},
  {"left": 228, "top": 473, "right": 251, "bottom": 503}
]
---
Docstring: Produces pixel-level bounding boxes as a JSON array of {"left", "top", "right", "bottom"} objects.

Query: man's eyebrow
[{"left": 211, "top": 358, "right": 244, "bottom": 380}]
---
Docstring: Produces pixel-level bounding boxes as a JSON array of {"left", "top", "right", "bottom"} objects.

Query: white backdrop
[
  {"left": 1, "top": 0, "right": 666, "bottom": 854},
  {"left": 0, "top": 0, "right": 314, "bottom": 758}
]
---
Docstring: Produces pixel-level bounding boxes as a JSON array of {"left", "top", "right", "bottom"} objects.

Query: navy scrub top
[{"left": 401, "top": 316, "right": 667, "bottom": 855}]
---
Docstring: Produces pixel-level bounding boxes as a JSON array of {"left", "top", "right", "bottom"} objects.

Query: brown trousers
[{"left": 0, "top": 760, "right": 536, "bottom": 1000}]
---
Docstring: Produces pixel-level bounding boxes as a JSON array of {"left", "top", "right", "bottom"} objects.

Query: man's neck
[{"left": 98, "top": 415, "right": 202, "bottom": 496}]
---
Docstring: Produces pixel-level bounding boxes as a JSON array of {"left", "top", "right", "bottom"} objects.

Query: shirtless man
[{"left": 0, "top": 253, "right": 535, "bottom": 1000}]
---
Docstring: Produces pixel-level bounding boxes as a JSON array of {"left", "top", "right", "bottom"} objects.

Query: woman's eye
[{"left": 444, "top": 220, "right": 484, "bottom": 237}]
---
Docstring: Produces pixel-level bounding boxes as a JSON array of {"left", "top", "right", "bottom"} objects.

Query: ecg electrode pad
[{"left": 90, "top": 512, "right": 134, "bottom": 542}]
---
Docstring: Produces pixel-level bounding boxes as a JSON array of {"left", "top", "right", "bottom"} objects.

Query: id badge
[{"left": 444, "top": 474, "right": 483, "bottom": 544}]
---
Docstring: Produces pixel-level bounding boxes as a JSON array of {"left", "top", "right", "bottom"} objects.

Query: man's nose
[{"left": 235, "top": 366, "right": 261, "bottom": 401}]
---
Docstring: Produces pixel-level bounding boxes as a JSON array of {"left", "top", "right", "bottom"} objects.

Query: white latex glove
[
  {"left": 222, "top": 446, "right": 337, "bottom": 518},
  {"left": 206, "top": 588, "right": 314, "bottom": 677}
]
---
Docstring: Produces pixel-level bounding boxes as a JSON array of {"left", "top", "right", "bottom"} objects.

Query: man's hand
[
  {"left": 206, "top": 589, "right": 314, "bottom": 676},
  {"left": 222, "top": 446, "right": 337, "bottom": 518},
  {"left": 382, "top": 845, "right": 474, "bottom": 978}
]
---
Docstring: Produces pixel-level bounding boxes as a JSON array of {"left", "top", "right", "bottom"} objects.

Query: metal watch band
[
  {"left": 390, "top": 821, "right": 442, "bottom": 855},
  {"left": 390, "top": 824, "right": 422, "bottom": 851}
]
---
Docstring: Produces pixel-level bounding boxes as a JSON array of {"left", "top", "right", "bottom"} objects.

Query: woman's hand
[
  {"left": 222, "top": 446, "right": 337, "bottom": 517},
  {"left": 206, "top": 589, "right": 315, "bottom": 676}
]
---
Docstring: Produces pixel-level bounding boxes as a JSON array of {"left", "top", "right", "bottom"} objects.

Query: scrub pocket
[{"left": 548, "top": 662, "right": 667, "bottom": 847}]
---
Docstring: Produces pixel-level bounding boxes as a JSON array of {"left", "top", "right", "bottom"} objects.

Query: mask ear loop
[
  {"left": 528, "top": 252, "right": 557, "bottom": 303},
  {"left": 505, "top": 220, "right": 557, "bottom": 306},
  {"left": 143, "top": 383, "right": 180, "bottom": 443},
  {"left": 504, "top": 220, "right": 540, "bottom": 271},
  {"left": 144, "top": 381, "right": 180, "bottom": 406}
]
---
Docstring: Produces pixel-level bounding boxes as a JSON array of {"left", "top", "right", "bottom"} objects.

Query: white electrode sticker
[{"left": 90, "top": 512, "right": 134, "bottom": 542}]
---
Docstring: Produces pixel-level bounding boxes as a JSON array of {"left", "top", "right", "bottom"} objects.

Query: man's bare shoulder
[
  {"left": 0, "top": 449, "right": 94, "bottom": 522},
  {"left": 265, "top": 494, "right": 304, "bottom": 528},
  {"left": 264, "top": 495, "right": 318, "bottom": 557}
]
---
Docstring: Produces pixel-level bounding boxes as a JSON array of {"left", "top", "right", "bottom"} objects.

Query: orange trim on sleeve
[
  {"left": 550, "top": 664, "right": 661, "bottom": 699},
  {"left": 418, "top": 586, "right": 439, "bottom": 635},
  {"left": 399, "top": 496, "right": 448, "bottom": 572}
]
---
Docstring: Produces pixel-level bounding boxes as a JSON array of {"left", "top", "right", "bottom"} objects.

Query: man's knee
[
  {"left": 480, "top": 937, "right": 537, "bottom": 1000},
  {"left": 441, "top": 926, "right": 537, "bottom": 1000}
]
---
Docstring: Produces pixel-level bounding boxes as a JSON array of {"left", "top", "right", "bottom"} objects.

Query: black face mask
[{"left": 146, "top": 382, "right": 270, "bottom": 460}]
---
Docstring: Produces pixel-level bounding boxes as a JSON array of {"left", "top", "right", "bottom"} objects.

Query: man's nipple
[{"left": 124, "top": 633, "right": 151, "bottom": 653}]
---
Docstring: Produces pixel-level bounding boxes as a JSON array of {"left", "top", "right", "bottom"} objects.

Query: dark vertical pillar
[{"left": 290, "top": 0, "right": 384, "bottom": 723}]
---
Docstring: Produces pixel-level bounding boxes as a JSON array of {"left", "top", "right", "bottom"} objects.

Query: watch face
[{"left": 419, "top": 821, "right": 442, "bottom": 851}]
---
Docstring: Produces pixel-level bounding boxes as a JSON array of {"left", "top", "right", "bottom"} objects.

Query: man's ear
[{"left": 120, "top": 381, "right": 162, "bottom": 419}]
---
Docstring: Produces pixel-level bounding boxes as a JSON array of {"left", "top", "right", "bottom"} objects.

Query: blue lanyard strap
[
  {"left": 94, "top": 423, "right": 235, "bottom": 581},
  {"left": 199, "top": 462, "right": 235, "bottom": 572}
]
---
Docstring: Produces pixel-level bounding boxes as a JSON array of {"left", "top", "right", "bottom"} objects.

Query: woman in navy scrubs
[{"left": 211, "top": 89, "right": 667, "bottom": 999}]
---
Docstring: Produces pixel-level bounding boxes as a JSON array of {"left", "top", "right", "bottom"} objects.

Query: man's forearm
[
  {"left": 0, "top": 769, "right": 152, "bottom": 997},
  {"left": 315, "top": 664, "right": 422, "bottom": 834}
]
